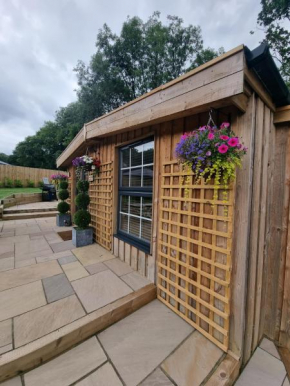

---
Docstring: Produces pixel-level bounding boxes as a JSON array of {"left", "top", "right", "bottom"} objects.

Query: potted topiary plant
[
  {"left": 56, "top": 180, "right": 71, "bottom": 226},
  {"left": 72, "top": 180, "right": 93, "bottom": 247}
]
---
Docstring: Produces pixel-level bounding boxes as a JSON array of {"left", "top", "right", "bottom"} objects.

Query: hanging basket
[{"left": 175, "top": 111, "right": 247, "bottom": 203}]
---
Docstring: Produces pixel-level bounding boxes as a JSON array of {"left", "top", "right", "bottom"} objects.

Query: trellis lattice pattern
[
  {"left": 89, "top": 161, "right": 113, "bottom": 250},
  {"left": 157, "top": 161, "right": 234, "bottom": 351}
]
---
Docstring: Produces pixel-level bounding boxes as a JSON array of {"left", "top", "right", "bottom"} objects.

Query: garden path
[{"left": 0, "top": 216, "right": 151, "bottom": 361}]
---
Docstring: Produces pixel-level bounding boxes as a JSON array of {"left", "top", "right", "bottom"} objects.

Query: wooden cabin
[{"left": 57, "top": 43, "right": 290, "bottom": 374}]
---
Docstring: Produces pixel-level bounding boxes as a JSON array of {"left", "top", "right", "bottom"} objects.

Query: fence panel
[
  {"left": 0, "top": 165, "right": 67, "bottom": 186},
  {"left": 157, "top": 160, "right": 234, "bottom": 352}
]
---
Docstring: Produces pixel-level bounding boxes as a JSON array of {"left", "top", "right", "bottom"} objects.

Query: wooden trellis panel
[
  {"left": 89, "top": 161, "right": 113, "bottom": 250},
  {"left": 157, "top": 160, "right": 234, "bottom": 351}
]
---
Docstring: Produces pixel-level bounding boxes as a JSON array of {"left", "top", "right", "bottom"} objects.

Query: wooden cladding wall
[
  {"left": 113, "top": 238, "right": 155, "bottom": 282},
  {"left": 0, "top": 165, "right": 67, "bottom": 186},
  {"left": 157, "top": 161, "right": 234, "bottom": 352},
  {"left": 89, "top": 162, "right": 113, "bottom": 250},
  {"left": 88, "top": 112, "right": 229, "bottom": 282},
  {"left": 263, "top": 123, "right": 290, "bottom": 352}
]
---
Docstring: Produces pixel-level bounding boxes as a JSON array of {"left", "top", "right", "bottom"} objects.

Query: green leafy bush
[
  {"left": 14, "top": 179, "right": 23, "bottom": 188},
  {"left": 77, "top": 180, "right": 89, "bottom": 193},
  {"left": 58, "top": 189, "right": 69, "bottom": 201},
  {"left": 38, "top": 181, "right": 44, "bottom": 188},
  {"left": 74, "top": 209, "right": 91, "bottom": 229},
  {"left": 76, "top": 192, "right": 90, "bottom": 210},
  {"left": 26, "top": 180, "right": 35, "bottom": 188},
  {"left": 4, "top": 178, "right": 13, "bottom": 188},
  {"left": 57, "top": 201, "right": 70, "bottom": 214},
  {"left": 59, "top": 181, "right": 68, "bottom": 190}
]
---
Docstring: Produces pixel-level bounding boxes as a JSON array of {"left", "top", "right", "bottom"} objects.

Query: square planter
[
  {"left": 56, "top": 213, "right": 71, "bottom": 227},
  {"left": 72, "top": 226, "right": 93, "bottom": 247}
]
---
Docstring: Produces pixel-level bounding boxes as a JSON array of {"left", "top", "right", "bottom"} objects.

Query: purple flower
[{"left": 206, "top": 151, "right": 211, "bottom": 156}]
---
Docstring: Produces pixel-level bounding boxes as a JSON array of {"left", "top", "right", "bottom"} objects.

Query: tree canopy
[
  {"left": 7, "top": 12, "right": 223, "bottom": 169},
  {"left": 252, "top": 0, "right": 290, "bottom": 85}
]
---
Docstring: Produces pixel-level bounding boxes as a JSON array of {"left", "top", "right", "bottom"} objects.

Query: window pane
[
  {"left": 121, "top": 148, "right": 130, "bottom": 168},
  {"left": 141, "top": 219, "right": 151, "bottom": 241},
  {"left": 129, "top": 216, "right": 140, "bottom": 237},
  {"left": 130, "top": 168, "right": 142, "bottom": 187},
  {"left": 120, "top": 214, "right": 128, "bottom": 233},
  {"left": 121, "top": 195, "right": 129, "bottom": 213},
  {"left": 121, "top": 170, "right": 130, "bottom": 187},
  {"left": 143, "top": 141, "right": 154, "bottom": 164},
  {"left": 143, "top": 165, "right": 153, "bottom": 186},
  {"left": 142, "top": 197, "right": 152, "bottom": 219},
  {"left": 119, "top": 139, "right": 154, "bottom": 246},
  {"left": 130, "top": 196, "right": 141, "bottom": 216},
  {"left": 131, "top": 145, "right": 142, "bottom": 167}
]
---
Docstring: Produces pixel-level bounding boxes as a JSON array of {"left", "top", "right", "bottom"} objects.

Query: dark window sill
[{"left": 114, "top": 233, "right": 151, "bottom": 255}]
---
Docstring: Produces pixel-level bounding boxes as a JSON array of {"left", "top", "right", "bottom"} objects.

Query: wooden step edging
[
  {"left": 204, "top": 354, "right": 240, "bottom": 386},
  {"left": 4, "top": 208, "right": 57, "bottom": 214},
  {"left": 0, "top": 284, "right": 156, "bottom": 383},
  {"left": 2, "top": 211, "right": 58, "bottom": 220}
]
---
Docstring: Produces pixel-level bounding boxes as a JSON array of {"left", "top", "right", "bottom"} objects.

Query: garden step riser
[
  {"left": 0, "top": 284, "right": 156, "bottom": 383},
  {"left": 2, "top": 212, "right": 58, "bottom": 220},
  {"left": 4, "top": 208, "right": 57, "bottom": 214}
]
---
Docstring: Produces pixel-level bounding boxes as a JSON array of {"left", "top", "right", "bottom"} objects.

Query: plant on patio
[
  {"left": 72, "top": 179, "right": 93, "bottom": 247},
  {"left": 175, "top": 122, "right": 247, "bottom": 202},
  {"left": 56, "top": 180, "right": 71, "bottom": 227}
]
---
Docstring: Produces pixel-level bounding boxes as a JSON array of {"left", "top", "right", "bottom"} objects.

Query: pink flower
[
  {"left": 228, "top": 137, "right": 239, "bottom": 147},
  {"left": 220, "top": 135, "right": 229, "bottom": 140},
  {"left": 218, "top": 144, "right": 229, "bottom": 154},
  {"left": 206, "top": 151, "right": 211, "bottom": 156},
  {"left": 181, "top": 133, "right": 188, "bottom": 140},
  {"left": 199, "top": 126, "right": 207, "bottom": 131},
  {"left": 208, "top": 132, "right": 214, "bottom": 140},
  {"left": 215, "top": 142, "right": 220, "bottom": 147},
  {"left": 220, "top": 122, "right": 230, "bottom": 129}
]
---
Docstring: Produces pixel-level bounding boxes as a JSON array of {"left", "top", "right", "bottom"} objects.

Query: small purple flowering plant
[
  {"left": 175, "top": 122, "right": 247, "bottom": 201},
  {"left": 50, "top": 174, "right": 68, "bottom": 181},
  {"left": 72, "top": 155, "right": 100, "bottom": 180}
]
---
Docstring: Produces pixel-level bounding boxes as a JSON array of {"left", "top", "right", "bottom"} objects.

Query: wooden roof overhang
[
  {"left": 274, "top": 106, "right": 290, "bottom": 124},
  {"left": 57, "top": 44, "right": 262, "bottom": 168}
]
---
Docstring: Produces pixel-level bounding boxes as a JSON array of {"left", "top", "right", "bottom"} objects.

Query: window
[{"left": 117, "top": 138, "right": 154, "bottom": 253}]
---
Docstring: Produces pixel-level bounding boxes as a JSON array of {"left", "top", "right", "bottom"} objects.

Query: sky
[{"left": 0, "top": 0, "right": 265, "bottom": 154}]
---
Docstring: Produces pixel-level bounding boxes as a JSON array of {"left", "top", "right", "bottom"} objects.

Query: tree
[
  {"left": 253, "top": 0, "right": 290, "bottom": 85},
  {"left": 0, "top": 153, "right": 10, "bottom": 164},
  {"left": 75, "top": 12, "right": 222, "bottom": 119},
  {"left": 189, "top": 47, "right": 225, "bottom": 70},
  {"left": 10, "top": 12, "right": 224, "bottom": 168}
]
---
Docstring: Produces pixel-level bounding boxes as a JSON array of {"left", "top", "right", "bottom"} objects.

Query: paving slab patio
[
  {"left": 9, "top": 299, "right": 230, "bottom": 386},
  {"left": 235, "top": 337, "right": 288, "bottom": 386},
  {"left": 0, "top": 216, "right": 154, "bottom": 361}
]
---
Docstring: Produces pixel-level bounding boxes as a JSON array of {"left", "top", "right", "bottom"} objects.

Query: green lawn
[{"left": 0, "top": 188, "right": 41, "bottom": 200}]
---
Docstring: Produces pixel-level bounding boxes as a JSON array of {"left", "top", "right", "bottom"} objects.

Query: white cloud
[{"left": 0, "top": 0, "right": 264, "bottom": 154}]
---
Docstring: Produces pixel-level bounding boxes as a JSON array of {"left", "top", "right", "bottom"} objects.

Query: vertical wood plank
[
  {"left": 243, "top": 97, "right": 264, "bottom": 363},
  {"left": 230, "top": 94, "right": 256, "bottom": 358}
]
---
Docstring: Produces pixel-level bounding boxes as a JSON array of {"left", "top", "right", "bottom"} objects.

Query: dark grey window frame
[{"left": 115, "top": 137, "right": 154, "bottom": 254}]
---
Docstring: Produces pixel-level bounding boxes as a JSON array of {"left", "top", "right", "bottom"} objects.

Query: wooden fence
[{"left": 0, "top": 165, "right": 67, "bottom": 187}]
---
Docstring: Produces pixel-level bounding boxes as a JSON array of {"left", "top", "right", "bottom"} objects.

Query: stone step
[
  {"left": 2, "top": 211, "right": 58, "bottom": 221},
  {"left": 4, "top": 207, "right": 57, "bottom": 214},
  {"left": 0, "top": 284, "right": 156, "bottom": 383}
]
